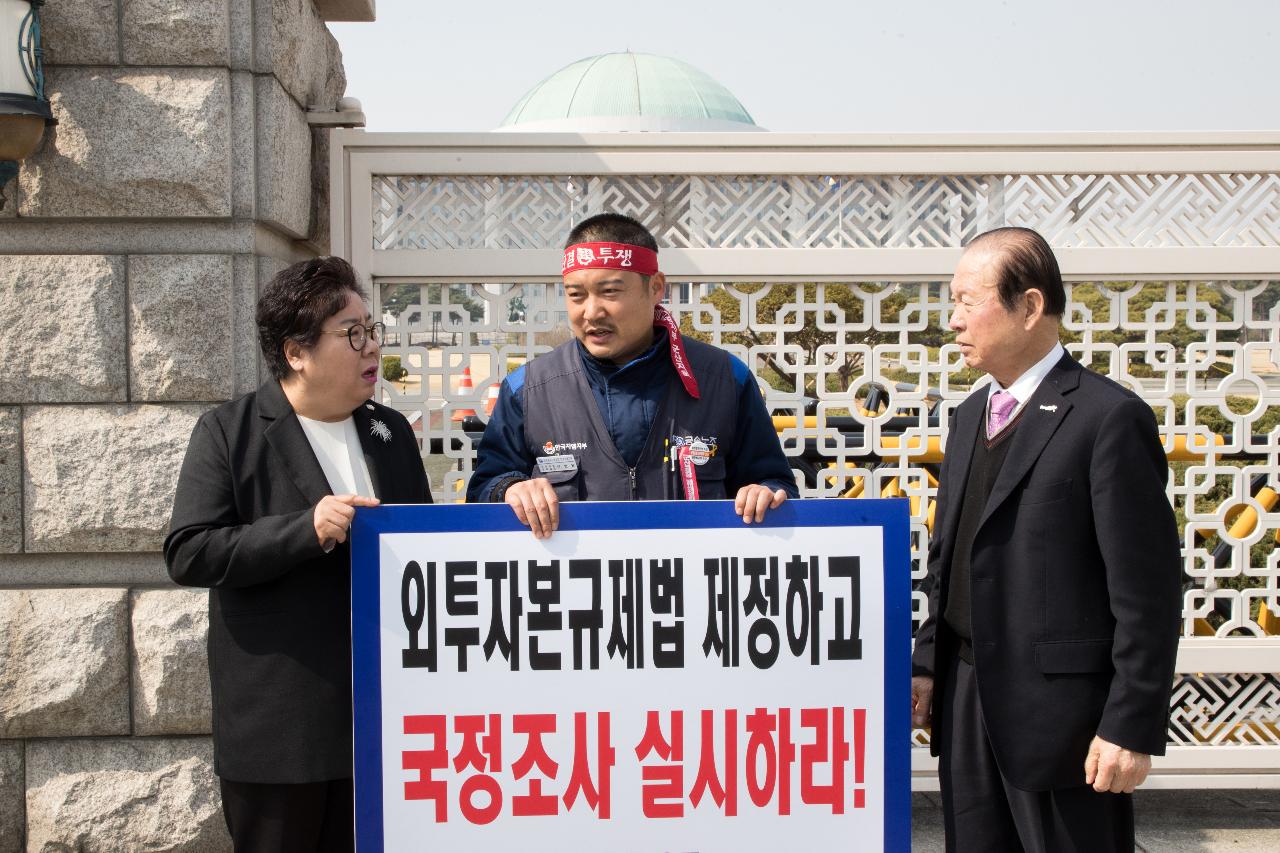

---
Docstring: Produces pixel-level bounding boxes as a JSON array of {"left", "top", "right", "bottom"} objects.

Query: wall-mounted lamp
[{"left": 0, "top": 0, "right": 55, "bottom": 196}]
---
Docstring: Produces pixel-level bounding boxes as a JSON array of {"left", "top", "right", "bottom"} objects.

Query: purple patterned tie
[{"left": 988, "top": 390, "right": 1017, "bottom": 438}]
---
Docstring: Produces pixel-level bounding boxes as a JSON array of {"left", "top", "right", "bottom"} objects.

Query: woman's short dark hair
[
  {"left": 256, "top": 256, "right": 367, "bottom": 380},
  {"left": 969, "top": 227, "right": 1066, "bottom": 317},
  {"left": 565, "top": 212, "right": 658, "bottom": 252}
]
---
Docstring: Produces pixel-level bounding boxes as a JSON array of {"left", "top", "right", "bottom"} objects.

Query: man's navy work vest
[{"left": 521, "top": 337, "right": 739, "bottom": 501}]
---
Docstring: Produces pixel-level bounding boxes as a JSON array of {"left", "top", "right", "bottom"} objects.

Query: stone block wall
[{"left": 0, "top": 1, "right": 368, "bottom": 847}]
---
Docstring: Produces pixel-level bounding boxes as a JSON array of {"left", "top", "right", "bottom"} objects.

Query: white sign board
[{"left": 351, "top": 500, "right": 911, "bottom": 851}]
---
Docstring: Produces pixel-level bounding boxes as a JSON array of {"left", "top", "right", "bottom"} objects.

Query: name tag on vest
[{"left": 536, "top": 454, "right": 578, "bottom": 474}]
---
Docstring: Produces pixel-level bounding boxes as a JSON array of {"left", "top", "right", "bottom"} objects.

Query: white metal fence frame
[{"left": 331, "top": 131, "right": 1280, "bottom": 789}]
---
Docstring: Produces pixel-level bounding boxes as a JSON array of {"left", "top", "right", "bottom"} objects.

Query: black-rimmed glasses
[{"left": 319, "top": 322, "right": 385, "bottom": 350}]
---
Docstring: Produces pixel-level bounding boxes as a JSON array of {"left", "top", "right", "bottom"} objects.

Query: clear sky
[{"left": 330, "top": 0, "right": 1277, "bottom": 134}]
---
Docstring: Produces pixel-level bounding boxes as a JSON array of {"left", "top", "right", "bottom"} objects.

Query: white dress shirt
[{"left": 986, "top": 341, "right": 1066, "bottom": 421}]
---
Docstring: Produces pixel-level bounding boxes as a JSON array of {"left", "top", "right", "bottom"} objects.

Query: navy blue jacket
[{"left": 467, "top": 331, "right": 797, "bottom": 502}]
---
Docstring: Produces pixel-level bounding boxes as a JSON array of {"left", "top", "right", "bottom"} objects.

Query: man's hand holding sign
[{"left": 501, "top": 477, "right": 559, "bottom": 540}]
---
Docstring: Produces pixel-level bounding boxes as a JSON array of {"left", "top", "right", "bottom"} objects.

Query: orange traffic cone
[
  {"left": 451, "top": 366, "right": 477, "bottom": 422},
  {"left": 484, "top": 382, "right": 500, "bottom": 416}
]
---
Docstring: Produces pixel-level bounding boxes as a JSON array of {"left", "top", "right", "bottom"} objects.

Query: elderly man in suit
[
  {"left": 910, "top": 228, "right": 1182, "bottom": 852},
  {"left": 166, "top": 257, "right": 431, "bottom": 852}
]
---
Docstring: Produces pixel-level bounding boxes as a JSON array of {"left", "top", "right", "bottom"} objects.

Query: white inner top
[{"left": 296, "top": 415, "right": 376, "bottom": 498}]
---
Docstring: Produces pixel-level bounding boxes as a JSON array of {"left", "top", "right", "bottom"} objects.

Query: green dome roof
[{"left": 498, "top": 52, "right": 762, "bottom": 132}]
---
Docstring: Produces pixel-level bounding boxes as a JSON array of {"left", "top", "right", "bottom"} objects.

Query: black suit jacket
[
  {"left": 911, "top": 354, "right": 1182, "bottom": 790},
  {"left": 164, "top": 380, "right": 431, "bottom": 783}
]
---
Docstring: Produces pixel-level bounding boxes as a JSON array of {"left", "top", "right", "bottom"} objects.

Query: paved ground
[{"left": 911, "top": 790, "right": 1280, "bottom": 851}]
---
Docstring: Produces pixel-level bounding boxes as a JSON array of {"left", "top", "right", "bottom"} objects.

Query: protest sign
[{"left": 352, "top": 499, "right": 910, "bottom": 851}]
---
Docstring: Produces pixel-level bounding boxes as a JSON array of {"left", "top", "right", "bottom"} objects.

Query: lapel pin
[
  {"left": 370, "top": 419, "right": 392, "bottom": 443},
  {"left": 1039, "top": 404, "right": 1058, "bottom": 412}
]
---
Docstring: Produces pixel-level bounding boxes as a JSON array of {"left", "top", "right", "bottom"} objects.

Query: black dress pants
[
  {"left": 937, "top": 654, "right": 1134, "bottom": 853},
  {"left": 219, "top": 777, "right": 355, "bottom": 853}
]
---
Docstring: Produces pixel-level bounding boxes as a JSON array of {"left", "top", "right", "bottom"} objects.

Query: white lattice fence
[
  {"left": 372, "top": 278, "right": 1280, "bottom": 637},
  {"left": 372, "top": 174, "right": 1280, "bottom": 251},
  {"left": 334, "top": 133, "right": 1280, "bottom": 784},
  {"left": 1169, "top": 674, "right": 1280, "bottom": 746}
]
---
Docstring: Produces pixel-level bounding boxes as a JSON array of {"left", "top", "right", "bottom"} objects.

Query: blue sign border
[{"left": 351, "top": 499, "right": 911, "bottom": 852}]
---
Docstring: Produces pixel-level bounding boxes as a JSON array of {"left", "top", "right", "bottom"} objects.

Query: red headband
[{"left": 562, "top": 242, "right": 659, "bottom": 276}]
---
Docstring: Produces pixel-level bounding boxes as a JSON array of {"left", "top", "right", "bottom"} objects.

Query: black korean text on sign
[
  {"left": 649, "top": 558, "right": 685, "bottom": 668},
  {"left": 785, "top": 555, "right": 824, "bottom": 665},
  {"left": 404, "top": 553, "right": 861, "bottom": 673},
  {"left": 483, "top": 560, "right": 522, "bottom": 670},
  {"left": 743, "top": 556, "right": 780, "bottom": 669},
  {"left": 568, "top": 559, "right": 604, "bottom": 670},
  {"left": 401, "top": 560, "right": 436, "bottom": 671},
  {"left": 705, "top": 554, "right": 862, "bottom": 668},
  {"left": 607, "top": 558, "right": 645, "bottom": 669},
  {"left": 445, "top": 561, "right": 481, "bottom": 671},
  {"left": 827, "top": 556, "right": 862, "bottom": 661},
  {"left": 702, "top": 557, "right": 740, "bottom": 667},
  {"left": 528, "top": 561, "right": 563, "bottom": 670}
]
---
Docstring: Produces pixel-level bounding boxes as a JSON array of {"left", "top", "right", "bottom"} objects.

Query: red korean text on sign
[
  {"left": 634, "top": 710, "right": 685, "bottom": 818},
  {"left": 563, "top": 711, "right": 615, "bottom": 819},
  {"left": 745, "top": 707, "right": 796, "bottom": 814},
  {"left": 799, "top": 707, "right": 849, "bottom": 813},
  {"left": 689, "top": 708, "right": 738, "bottom": 816},
  {"left": 453, "top": 713, "right": 503, "bottom": 824},
  {"left": 511, "top": 713, "right": 559, "bottom": 816},
  {"left": 402, "top": 714, "right": 448, "bottom": 821},
  {"left": 401, "top": 706, "right": 868, "bottom": 823}
]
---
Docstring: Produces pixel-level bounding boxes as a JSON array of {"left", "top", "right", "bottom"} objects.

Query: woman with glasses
[{"left": 165, "top": 256, "right": 430, "bottom": 852}]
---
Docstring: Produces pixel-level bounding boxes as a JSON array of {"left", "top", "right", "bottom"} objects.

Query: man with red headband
[{"left": 468, "top": 212, "right": 797, "bottom": 537}]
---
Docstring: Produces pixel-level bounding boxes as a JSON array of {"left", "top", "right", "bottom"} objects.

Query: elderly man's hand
[
  {"left": 734, "top": 484, "right": 787, "bottom": 524},
  {"left": 1084, "top": 735, "right": 1152, "bottom": 793},
  {"left": 504, "top": 478, "right": 560, "bottom": 540},
  {"left": 911, "top": 675, "right": 934, "bottom": 728},
  {"left": 314, "top": 494, "right": 380, "bottom": 551}
]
